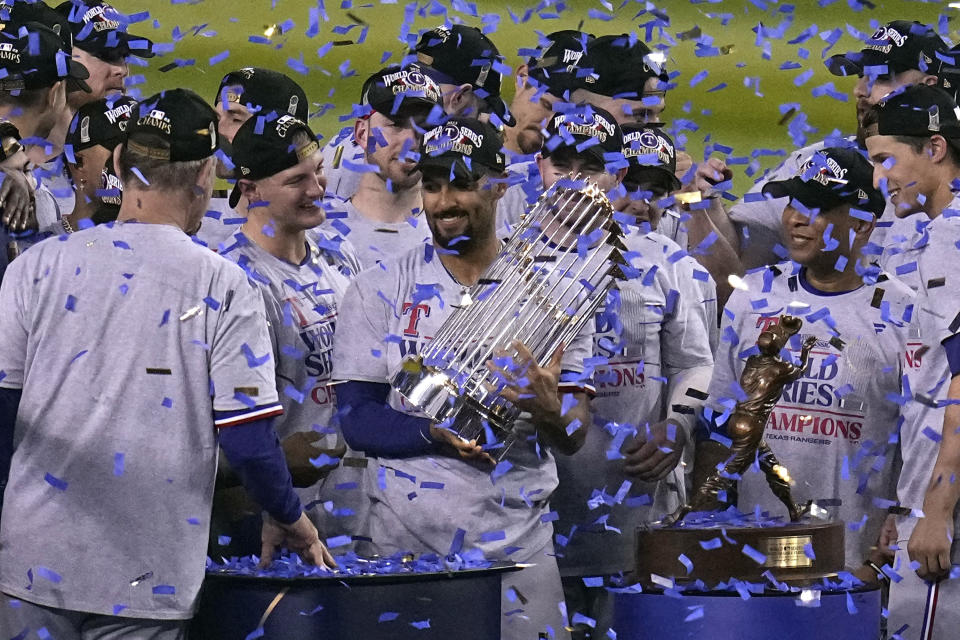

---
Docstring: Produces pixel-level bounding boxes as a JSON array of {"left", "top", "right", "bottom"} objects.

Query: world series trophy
[
  {"left": 391, "top": 177, "right": 626, "bottom": 457},
  {"left": 634, "top": 316, "right": 845, "bottom": 585}
]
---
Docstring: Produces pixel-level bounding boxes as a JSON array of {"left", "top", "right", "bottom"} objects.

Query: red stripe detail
[{"left": 215, "top": 405, "right": 283, "bottom": 429}]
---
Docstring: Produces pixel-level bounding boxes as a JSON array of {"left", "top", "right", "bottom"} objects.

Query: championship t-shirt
[
  {"left": 705, "top": 262, "right": 909, "bottom": 565},
  {"left": 552, "top": 229, "right": 716, "bottom": 576},
  {"left": 332, "top": 243, "right": 594, "bottom": 562},
  {"left": 220, "top": 228, "right": 364, "bottom": 538},
  {"left": 879, "top": 202, "right": 960, "bottom": 561},
  {"left": 0, "top": 222, "right": 280, "bottom": 618}
]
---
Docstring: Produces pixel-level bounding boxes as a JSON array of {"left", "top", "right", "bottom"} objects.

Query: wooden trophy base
[{"left": 635, "top": 520, "right": 845, "bottom": 587}]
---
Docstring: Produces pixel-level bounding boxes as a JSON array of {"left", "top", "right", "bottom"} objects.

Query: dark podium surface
[
  {"left": 611, "top": 584, "right": 881, "bottom": 640},
  {"left": 192, "top": 563, "right": 519, "bottom": 640}
]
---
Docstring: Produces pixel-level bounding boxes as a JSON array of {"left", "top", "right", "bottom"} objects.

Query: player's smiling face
[
  {"left": 421, "top": 166, "right": 500, "bottom": 254},
  {"left": 249, "top": 150, "right": 326, "bottom": 233},
  {"left": 361, "top": 111, "right": 425, "bottom": 191},
  {"left": 780, "top": 202, "right": 867, "bottom": 270},
  {"left": 865, "top": 134, "right": 934, "bottom": 218},
  {"left": 538, "top": 147, "right": 620, "bottom": 193}
]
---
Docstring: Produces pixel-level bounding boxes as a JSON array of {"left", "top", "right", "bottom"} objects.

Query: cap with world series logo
[
  {"left": 360, "top": 63, "right": 442, "bottom": 123},
  {"left": 125, "top": 88, "right": 218, "bottom": 163},
  {"left": 55, "top": 0, "right": 154, "bottom": 59},
  {"left": 542, "top": 104, "right": 623, "bottom": 165},
  {"left": 216, "top": 66, "right": 309, "bottom": 122},
  {"left": 761, "top": 146, "right": 885, "bottom": 217},
  {"left": 418, "top": 117, "right": 505, "bottom": 180},
  {"left": 66, "top": 94, "right": 136, "bottom": 154},
  {"left": 826, "top": 20, "right": 948, "bottom": 77},
  {"left": 620, "top": 123, "right": 682, "bottom": 192},
  {"left": 413, "top": 24, "right": 515, "bottom": 127},
  {"left": 0, "top": 20, "right": 90, "bottom": 91},
  {"left": 227, "top": 114, "right": 320, "bottom": 208},
  {"left": 525, "top": 29, "right": 595, "bottom": 98}
]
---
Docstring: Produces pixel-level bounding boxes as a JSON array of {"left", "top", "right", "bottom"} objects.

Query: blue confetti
[{"left": 44, "top": 473, "right": 68, "bottom": 491}]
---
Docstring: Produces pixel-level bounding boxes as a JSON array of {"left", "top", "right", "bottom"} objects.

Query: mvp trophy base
[
  {"left": 192, "top": 563, "right": 519, "bottom": 639},
  {"left": 635, "top": 520, "right": 845, "bottom": 585}
]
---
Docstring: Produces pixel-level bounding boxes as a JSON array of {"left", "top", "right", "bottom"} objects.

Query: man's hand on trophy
[
  {"left": 486, "top": 342, "right": 588, "bottom": 455},
  {"left": 622, "top": 419, "right": 688, "bottom": 482},
  {"left": 429, "top": 424, "right": 495, "bottom": 466},
  {"left": 908, "top": 512, "right": 954, "bottom": 581},
  {"left": 486, "top": 341, "right": 564, "bottom": 418}
]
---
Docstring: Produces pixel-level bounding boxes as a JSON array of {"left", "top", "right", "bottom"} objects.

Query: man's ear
[
  {"left": 490, "top": 176, "right": 508, "bottom": 200},
  {"left": 851, "top": 214, "right": 876, "bottom": 243},
  {"left": 614, "top": 167, "right": 627, "bottom": 185},
  {"left": 921, "top": 74, "right": 938, "bottom": 86},
  {"left": 354, "top": 118, "right": 369, "bottom": 152},
  {"left": 515, "top": 63, "right": 530, "bottom": 89},
  {"left": 928, "top": 134, "right": 950, "bottom": 164},
  {"left": 450, "top": 84, "right": 475, "bottom": 116},
  {"left": 112, "top": 144, "right": 122, "bottom": 179},
  {"left": 237, "top": 178, "right": 259, "bottom": 203}
]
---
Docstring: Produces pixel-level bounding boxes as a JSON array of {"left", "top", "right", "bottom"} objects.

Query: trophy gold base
[{"left": 635, "top": 520, "right": 845, "bottom": 587}]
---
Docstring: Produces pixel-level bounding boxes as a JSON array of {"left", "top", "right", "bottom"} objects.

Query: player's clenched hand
[
  {"left": 908, "top": 513, "right": 954, "bottom": 581},
  {"left": 487, "top": 341, "right": 563, "bottom": 421},
  {"left": 690, "top": 157, "right": 732, "bottom": 195},
  {"left": 622, "top": 419, "right": 688, "bottom": 482},
  {"left": 430, "top": 424, "right": 494, "bottom": 466},
  {"left": 281, "top": 431, "right": 346, "bottom": 487},
  {"left": 259, "top": 512, "right": 336, "bottom": 570}
]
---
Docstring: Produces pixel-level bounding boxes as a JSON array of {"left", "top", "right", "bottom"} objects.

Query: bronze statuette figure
[{"left": 667, "top": 315, "right": 816, "bottom": 525}]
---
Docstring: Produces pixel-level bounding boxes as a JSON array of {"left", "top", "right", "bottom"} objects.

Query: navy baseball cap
[
  {"left": 216, "top": 67, "right": 309, "bottom": 122},
  {"left": 55, "top": 0, "right": 155, "bottom": 59},
  {"left": 0, "top": 20, "right": 90, "bottom": 91},
  {"left": 413, "top": 24, "right": 515, "bottom": 127},
  {"left": 621, "top": 124, "right": 682, "bottom": 192},
  {"left": 574, "top": 33, "right": 668, "bottom": 98},
  {"left": 419, "top": 117, "right": 505, "bottom": 180},
  {"left": 866, "top": 84, "right": 960, "bottom": 140},
  {"left": 228, "top": 114, "right": 320, "bottom": 207},
  {"left": 66, "top": 94, "right": 135, "bottom": 153},
  {"left": 125, "top": 89, "right": 218, "bottom": 163},
  {"left": 526, "top": 30, "right": 594, "bottom": 97},
  {"left": 542, "top": 104, "right": 623, "bottom": 164},
  {"left": 826, "top": 21, "right": 947, "bottom": 77},
  {"left": 762, "top": 147, "right": 885, "bottom": 217},
  {"left": 360, "top": 64, "right": 442, "bottom": 122}
]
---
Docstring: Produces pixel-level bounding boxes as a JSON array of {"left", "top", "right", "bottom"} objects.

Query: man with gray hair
[{"left": 0, "top": 88, "right": 331, "bottom": 638}]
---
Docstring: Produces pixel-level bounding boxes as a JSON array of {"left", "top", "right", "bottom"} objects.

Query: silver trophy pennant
[{"left": 391, "top": 176, "right": 626, "bottom": 458}]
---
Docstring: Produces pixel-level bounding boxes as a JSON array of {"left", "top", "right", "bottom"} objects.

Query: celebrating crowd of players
[{"left": 1, "top": 3, "right": 960, "bottom": 639}]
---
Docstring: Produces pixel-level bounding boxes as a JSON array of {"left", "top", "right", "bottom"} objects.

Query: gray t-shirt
[
  {"left": 332, "top": 243, "right": 593, "bottom": 562},
  {"left": 193, "top": 194, "right": 244, "bottom": 251},
  {"left": 552, "top": 229, "right": 716, "bottom": 576},
  {"left": 705, "top": 262, "right": 908, "bottom": 566},
  {"left": 879, "top": 200, "right": 960, "bottom": 562},
  {"left": 495, "top": 160, "right": 541, "bottom": 230},
  {"left": 321, "top": 130, "right": 364, "bottom": 200},
  {"left": 320, "top": 196, "right": 430, "bottom": 269},
  {"left": 220, "top": 228, "right": 364, "bottom": 537},
  {"left": 0, "top": 223, "right": 280, "bottom": 619}
]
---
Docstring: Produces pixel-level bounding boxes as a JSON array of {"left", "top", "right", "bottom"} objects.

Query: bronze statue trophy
[
  {"left": 670, "top": 315, "right": 814, "bottom": 524},
  {"left": 634, "top": 315, "right": 845, "bottom": 586}
]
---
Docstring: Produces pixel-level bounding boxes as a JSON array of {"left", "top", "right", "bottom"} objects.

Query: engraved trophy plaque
[{"left": 391, "top": 177, "right": 625, "bottom": 457}]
